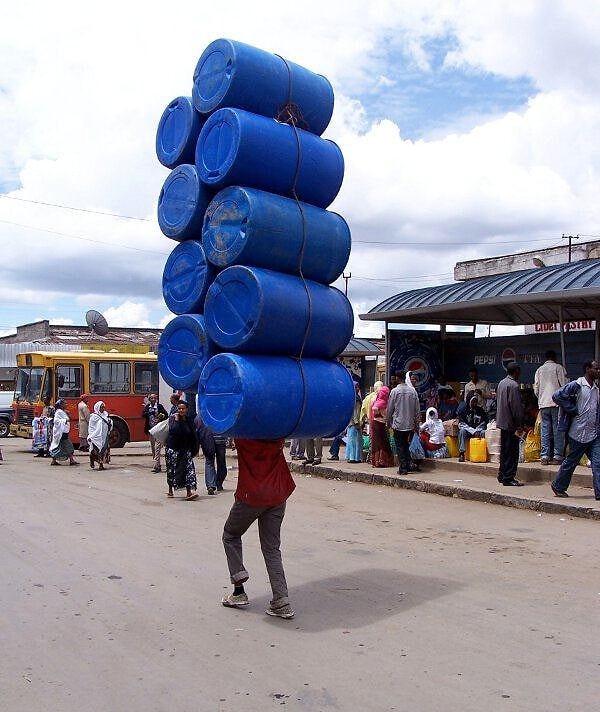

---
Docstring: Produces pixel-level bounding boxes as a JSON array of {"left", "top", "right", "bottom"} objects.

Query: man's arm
[
  {"left": 533, "top": 368, "right": 540, "bottom": 396},
  {"left": 413, "top": 392, "right": 421, "bottom": 430},
  {"left": 509, "top": 384, "right": 524, "bottom": 427},
  {"left": 386, "top": 390, "right": 396, "bottom": 428}
]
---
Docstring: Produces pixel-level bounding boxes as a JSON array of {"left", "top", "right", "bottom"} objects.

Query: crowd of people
[{"left": 303, "top": 352, "right": 599, "bottom": 501}]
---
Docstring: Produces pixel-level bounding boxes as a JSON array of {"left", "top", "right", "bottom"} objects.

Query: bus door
[{"left": 55, "top": 363, "right": 83, "bottom": 442}]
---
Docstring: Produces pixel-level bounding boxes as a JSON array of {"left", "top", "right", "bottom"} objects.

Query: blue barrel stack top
[{"left": 155, "top": 38, "right": 355, "bottom": 438}]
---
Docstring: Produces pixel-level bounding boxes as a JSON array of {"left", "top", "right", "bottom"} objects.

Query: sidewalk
[{"left": 288, "top": 455, "right": 600, "bottom": 521}]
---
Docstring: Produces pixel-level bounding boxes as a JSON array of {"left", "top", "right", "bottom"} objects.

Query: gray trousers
[
  {"left": 222, "top": 500, "right": 289, "bottom": 604},
  {"left": 306, "top": 438, "right": 323, "bottom": 460}
]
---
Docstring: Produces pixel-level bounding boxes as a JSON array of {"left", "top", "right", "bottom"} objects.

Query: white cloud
[{"left": 1, "top": 1, "right": 600, "bottom": 339}]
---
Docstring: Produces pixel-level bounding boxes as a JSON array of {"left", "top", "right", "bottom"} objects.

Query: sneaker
[
  {"left": 302, "top": 458, "right": 314, "bottom": 465},
  {"left": 327, "top": 455, "right": 339, "bottom": 461},
  {"left": 222, "top": 592, "right": 249, "bottom": 608},
  {"left": 550, "top": 457, "right": 563, "bottom": 465},
  {"left": 540, "top": 457, "right": 549, "bottom": 465},
  {"left": 207, "top": 487, "right": 216, "bottom": 495},
  {"left": 151, "top": 467, "right": 162, "bottom": 473},
  {"left": 312, "top": 458, "right": 321, "bottom": 465},
  {"left": 265, "top": 602, "right": 294, "bottom": 619},
  {"left": 551, "top": 485, "right": 569, "bottom": 498}
]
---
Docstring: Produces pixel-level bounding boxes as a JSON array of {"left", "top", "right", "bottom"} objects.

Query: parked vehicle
[
  {"left": 11, "top": 350, "right": 159, "bottom": 448},
  {"left": 0, "top": 391, "right": 13, "bottom": 437}
]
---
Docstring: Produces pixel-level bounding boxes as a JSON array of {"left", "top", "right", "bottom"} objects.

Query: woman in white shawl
[
  {"left": 419, "top": 407, "right": 449, "bottom": 459},
  {"left": 49, "top": 400, "right": 78, "bottom": 466},
  {"left": 88, "top": 401, "right": 113, "bottom": 470}
]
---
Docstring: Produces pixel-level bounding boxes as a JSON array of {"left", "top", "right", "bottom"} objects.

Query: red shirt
[{"left": 234, "top": 438, "right": 296, "bottom": 508}]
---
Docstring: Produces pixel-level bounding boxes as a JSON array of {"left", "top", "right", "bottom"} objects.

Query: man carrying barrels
[{"left": 221, "top": 438, "right": 296, "bottom": 619}]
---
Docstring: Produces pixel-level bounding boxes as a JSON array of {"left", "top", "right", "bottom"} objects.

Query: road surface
[{"left": 0, "top": 439, "right": 598, "bottom": 711}]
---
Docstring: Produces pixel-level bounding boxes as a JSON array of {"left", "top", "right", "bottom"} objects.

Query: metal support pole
[
  {"left": 440, "top": 324, "right": 447, "bottom": 375},
  {"left": 595, "top": 311, "right": 600, "bottom": 363},
  {"left": 558, "top": 305, "right": 567, "bottom": 373},
  {"left": 385, "top": 321, "right": 390, "bottom": 384}
]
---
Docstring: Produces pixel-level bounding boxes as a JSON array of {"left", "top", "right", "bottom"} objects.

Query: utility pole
[
  {"left": 561, "top": 233, "right": 580, "bottom": 263},
  {"left": 342, "top": 272, "right": 352, "bottom": 296}
]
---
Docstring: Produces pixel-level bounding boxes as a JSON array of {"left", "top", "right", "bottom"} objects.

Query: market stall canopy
[
  {"left": 341, "top": 337, "right": 383, "bottom": 357},
  {"left": 360, "top": 259, "right": 600, "bottom": 326}
]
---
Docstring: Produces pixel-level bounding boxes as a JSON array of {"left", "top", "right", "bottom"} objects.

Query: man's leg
[
  {"left": 204, "top": 456, "right": 217, "bottom": 493},
  {"left": 458, "top": 427, "right": 469, "bottom": 455},
  {"left": 304, "top": 439, "right": 315, "bottom": 462},
  {"left": 552, "top": 436, "right": 587, "bottom": 494},
  {"left": 154, "top": 440, "right": 163, "bottom": 472},
  {"left": 506, "top": 431, "right": 520, "bottom": 480},
  {"left": 550, "top": 408, "right": 564, "bottom": 462},
  {"left": 222, "top": 500, "right": 261, "bottom": 585},
  {"left": 498, "top": 429, "right": 510, "bottom": 483},
  {"left": 313, "top": 437, "right": 323, "bottom": 463},
  {"left": 257, "top": 503, "right": 289, "bottom": 605},
  {"left": 588, "top": 436, "right": 600, "bottom": 500},
  {"left": 329, "top": 434, "right": 343, "bottom": 458},
  {"left": 215, "top": 444, "right": 227, "bottom": 489},
  {"left": 539, "top": 407, "right": 552, "bottom": 462},
  {"left": 150, "top": 434, "right": 156, "bottom": 459}
]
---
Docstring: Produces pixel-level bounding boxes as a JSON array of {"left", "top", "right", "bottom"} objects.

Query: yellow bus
[{"left": 11, "top": 350, "right": 159, "bottom": 448}]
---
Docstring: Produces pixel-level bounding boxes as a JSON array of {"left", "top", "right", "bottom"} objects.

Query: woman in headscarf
[
  {"left": 49, "top": 400, "right": 78, "bottom": 466},
  {"left": 360, "top": 381, "right": 383, "bottom": 430},
  {"left": 420, "top": 407, "right": 449, "bottom": 458},
  {"left": 88, "top": 401, "right": 113, "bottom": 470},
  {"left": 345, "top": 381, "right": 363, "bottom": 463},
  {"left": 32, "top": 407, "right": 49, "bottom": 457},
  {"left": 370, "top": 385, "right": 395, "bottom": 467},
  {"left": 166, "top": 401, "right": 199, "bottom": 500}
]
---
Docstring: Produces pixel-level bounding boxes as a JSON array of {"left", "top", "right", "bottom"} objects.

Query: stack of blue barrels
[{"left": 155, "top": 38, "right": 355, "bottom": 439}]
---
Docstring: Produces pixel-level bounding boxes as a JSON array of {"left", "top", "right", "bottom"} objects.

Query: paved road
[{"left": 1, "top": 438, "right": 598, "bottom": 711}]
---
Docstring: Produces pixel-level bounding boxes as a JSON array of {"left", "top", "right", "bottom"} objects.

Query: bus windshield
[{"left": 14, "top": 367, "right": 45, "bottom": 403}]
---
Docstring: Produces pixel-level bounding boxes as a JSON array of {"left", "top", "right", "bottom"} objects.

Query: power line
[
  {"left": 0, "top": 194, "right": 153, "bottom": 221},
  {"left": 0, "top": 219, "right": 168, "bottom": 255}
]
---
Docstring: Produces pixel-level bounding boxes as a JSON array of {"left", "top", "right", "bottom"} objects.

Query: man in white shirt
[
  {"left": 464, "top": 368, "right": 491, "bottom": 410},
  {"left": 533, "top": 350, "right": 567, "bottom": 464},
  {"left": 551, "top": 360, "right": 600, "bottom": 499}
]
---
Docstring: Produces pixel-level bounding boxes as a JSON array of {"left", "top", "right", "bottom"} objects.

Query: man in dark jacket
[
  {"left": 551, "top": 360, "right": 600, "bottom": 499},
  {"left": 457, "top": 395, "right": 488, "bottom": 462},
  {"left": 221, "top": 438, "right": 296, "bottom": 619},
  {"left": 495, "top": 362, "right": 525, "bottom": 486},
  {"left": 142, "top": 394, "right": 168, "bottom": 473}
]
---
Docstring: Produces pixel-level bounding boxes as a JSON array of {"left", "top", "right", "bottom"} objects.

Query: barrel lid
[
  {"left": 202, "top": 186, "right": 250, "bottom": 266},
  {"left": 157, "top": 164, "right": 202, "bottom": 239},
  {"left": 198, "top": 353, "right": 244, "bottom": 433},
  {"left": 192, "top": 39, "right": 236, "bottom": 114},
  {"left": 204, "top": 266, "right": 261, "bottom": 349},
  {"left": 157, "top": 314, "right": 212, "bottom": 391},
  {"left": 155, "top": 97, "right": 200, "bottom": 168},
  {"left": 195, "top": 108, "right": 240, "bottom": 186},
  {"left": 162, "top": 241, "right": 213, "bottom": 315}
]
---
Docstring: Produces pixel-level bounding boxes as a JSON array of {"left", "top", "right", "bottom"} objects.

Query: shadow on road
[{"left": 251, "top": 567, "right": 462, "bottom": 632}]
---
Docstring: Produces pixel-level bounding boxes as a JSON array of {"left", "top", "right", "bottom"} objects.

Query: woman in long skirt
[
  {"left": 32, "top": 408, "right": 49, "bottom": 457},
  {"left": 49, "top": 400, "right": 78, "bottom": 466},
  {"left": 370, "top": 386, "right": 395, "bottom": 467},
  {"left": 345, "top": 382, "right": 363, "bottom": 463},
  {"left": 166, "top": 401, "right": 199, "bottom": 500},
  {"left": 88, "top": 401, "right": 113, "bottom": 470}
]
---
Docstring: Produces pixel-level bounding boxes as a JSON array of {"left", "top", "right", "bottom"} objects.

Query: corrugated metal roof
[
  {"left": 0, "top": 342, "right": 81, "bottom": 368},
  {"left": 341, "top": 337, "right": 383, "bottom": 356},
  {"left": 361, "top": 258, "right": 600, "bottom": 325}
]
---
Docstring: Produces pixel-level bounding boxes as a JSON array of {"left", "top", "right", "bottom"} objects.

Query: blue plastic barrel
[
  {"left": 195, "top": 108, "right": 344, "bottom": 209},
  {"left": 156, "top": 97, "right": 203, "bottom": 169},
  {"left": 158, "top": 314, "right": 213, "bottom": 391},
  {"left": 204, "top": 266, "right": 353, "bottom": 358},
  {"left": 162, "top": 240, "right": 215, "bottom": 315},
  {"left": 192, "top": 39, "right": 334, "bottom": 136},
  {"left": 198, "top": 353, "right": 355, "bottom": 438},
  {"left": 202, "top": 186, "right": 350, "bottom": 284},
  {"left": 157, "top": 164, "right": 213, "bottom": 241}
]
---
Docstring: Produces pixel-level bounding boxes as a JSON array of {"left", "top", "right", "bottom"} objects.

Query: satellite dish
[{"left": 86, "top": 309, "right": 109, "bottom": 337}]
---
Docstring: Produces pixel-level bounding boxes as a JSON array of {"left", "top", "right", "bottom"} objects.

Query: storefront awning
[{"left": 360, "top": 259, "right": 600, "bottom": 326}]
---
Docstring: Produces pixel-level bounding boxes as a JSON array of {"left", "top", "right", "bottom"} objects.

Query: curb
[{"left": 289, "top": 462, "right": 600, "bottom": 522}]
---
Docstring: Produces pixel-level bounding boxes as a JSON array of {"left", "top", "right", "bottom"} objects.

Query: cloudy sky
[{"left": 2, "top": 0, "right": 600, "bottom": 338}]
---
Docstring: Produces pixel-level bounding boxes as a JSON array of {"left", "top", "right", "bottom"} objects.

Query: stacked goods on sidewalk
[{"left": 156, "top": 39, "right": 354, "bottom": 437}]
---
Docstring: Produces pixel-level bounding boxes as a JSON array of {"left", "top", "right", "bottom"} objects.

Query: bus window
[
  {"left": 90, "top": 361, "right": 130, "bottom": 394},
  {"left": 134, "top": 362, "right": 158, "bottom": 394},
  {"left": 41, "top": 368, "right": 53, "bottom": 403},
  {"left": 57, "top": 365, "right": 82, "bottom": 399},
  {"left": 14, "top": 367, "right": 45, "bottom": 403}
]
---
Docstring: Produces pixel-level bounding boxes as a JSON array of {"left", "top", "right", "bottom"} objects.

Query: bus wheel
[{"left": 109, "top": 419, "right": 129, "bottom": 449}]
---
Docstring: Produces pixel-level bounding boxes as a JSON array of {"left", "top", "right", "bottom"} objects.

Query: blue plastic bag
[{"left": 409, "top": 433, "right": 425, "bottom": 461}]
